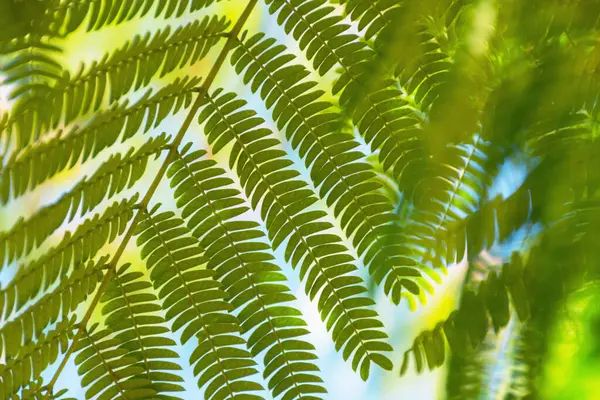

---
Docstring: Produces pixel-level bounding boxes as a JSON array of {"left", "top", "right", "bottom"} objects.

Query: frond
[
  {"left": 393, "top": 28, "right": 453, "bottom": 113},
  {"left": 167, "top": 145, "right": 393, "bottom": 380},
  {"left": 444, "top": 152, "right": 575, "bottom": 270},
  {"left": 135, "top": 211, "right": 264, "bottom": 400},
  {"left": 372, "top": 0, "right": 467, "bottom": 72},
  {"left": 0, "top": 77, "right": 200, "bottom": 204},
  {"left": 0, "top": 1, "right": 54, "bottom": 43},
  {"left": 368, "top": 1, "right": 474, "bottom": 148},
  {"left": 1, "top": 0, "right": 219, "bottom": 114},
  {"left": 0, "top": 134, "right": 169, "bottom": 267},
  {"left": 264, "top": 0, "right": 368, "bottom": 76},
  {"left": 405, "top": 139, "right": 501, "bottom": 266},
  {"left": 438, "top": 189, "right": 530, "bottom": 267},
  {"left": 97, "top": 262, "right": 186, "bottom": 397},
  {"left": 0, "top": 1, "right": 65, "bottom": 114},
  {"left": 1, "top": 196, "right": 137, "bottom": 319},
  {"left": 48, "top": 0, "right": 221, "bottom": 33},
  {"left": 338, "top": 0, "right": 400, "bottom": 40},
  {"left": 399, "top": 219, "right": 591, "bottom": 378},
  {"left": 230, "top": 33, "right": 426, "bottom": 306},
  {"left": 0, "top": 37, "right": 63, "bottom": 101},
  {"left": 436, "top": 137, "right": 600, "bottom": 269},
  {"left": 350, "top": 81, "right": 426, "bottom": 188},
  {"left": 0, "top": 256, "right": 108, "bottom": 359},
  {"left": 264, "top": 0, "right": 430, "bottom": 190},
  {"left": 2, "top": 16, "right": 228, "bottom": 150},
  {"left": 74, "top": 324, "right": 158, "bottom": 400},
  {"left": 352, "top": 138, "right": 502, "bottom": 309},
  {"left": 169, "top": 124, "right": 327, "bottom": 398},
  {"left": 0, "top": 317, "right": 74, "bottom": 399},
  {"left": 400, "top": 254, "right": 527, "bottom": 376},
  {"left": 434, "top": 145, "right": 591, "bottom": 267},
  {"left": 184, "top": 91, "right": 325, "bottom": 398}
]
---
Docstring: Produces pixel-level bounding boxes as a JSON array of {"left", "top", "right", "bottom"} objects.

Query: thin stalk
[{"left": 44, "top": 0, "right": 258, "bottom": 391}]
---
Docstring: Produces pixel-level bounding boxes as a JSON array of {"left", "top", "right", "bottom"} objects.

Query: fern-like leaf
[
  {"left": 2, "top": 16, "right": 228, "bottom": 150},
  {"left": 1, "top": 196, "right": 137, "bottom": 320},
  {"left": 0, "top": 37, "right": 63, "bottom": 100},
  {"left": 436, "top": 141, "right": 596, "bottom": 268},
  {"left": 0, "top": 256, "right": 108, "bottom": 360},
  {"left": 400, "top": 254, "right": 527, "bottom": 376},
  {"left": 135, "top": 210, "right": 265, "bottom": 400},
  {"left": 48, "top": 0, "right": 221, "bottom": 33},
  {"left": 400, "top": 221, "right": 591, "bottom": 377},
  {"left": 0, "top": 77, "right": 200, "bottom": 204},
  {"left": 338, "top": 0, "right": 401, "bottom": 40},
  {"left": 230, "top": 32, "right": 428, "bottom": 305},
  {"left": 74, "top": 324, "right": 158, "bottom": 400},
  {"left": 167, "top": 132, "right": 326, "bottom": 397},
  {"left": 393, "top": 27, "right": 453, "bottom": 113},
  {"left": 168, "top": 146, "right": 393, "bottom": 380},
  {"left": 264, "top": 0, "right": 429, "bottom": 190},
  {"left": 0, "top": 134, "right": 169, "bottom": 267},
  {"left": 264, "top": 0, "right": 367, "bottom": 76},
  {"left": 406, "top": 139, "right": 501, "bottom": 264},
  {"left": 98, "top": 262, "right": 186, "bottom": 397},
  {"left": 0, "top": 317, "right": 74, "bottom": 399},
  {"left": 438, "top": 178, "right": 535, "bottom": 267}
]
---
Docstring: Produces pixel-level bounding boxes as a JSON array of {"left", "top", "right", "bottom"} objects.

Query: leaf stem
[{"left": 44, "top": 0, "right": 258, "bottom": 391}]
